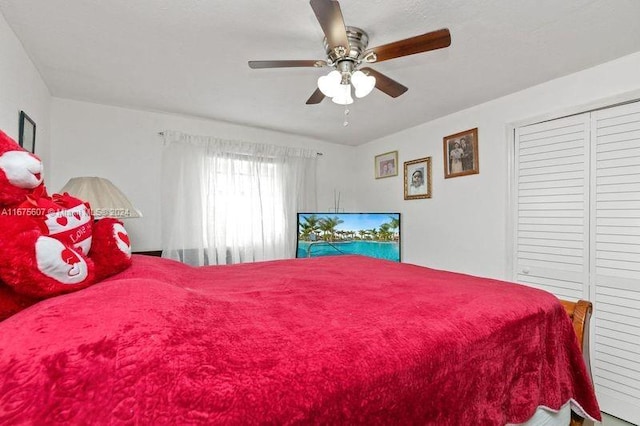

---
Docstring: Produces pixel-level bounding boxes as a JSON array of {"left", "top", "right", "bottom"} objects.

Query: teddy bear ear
[
  {"left": 0, "top": 130, "right": 22, "bottom": 152},
  {"left": 0, "top": 129, "right": 42, "bottom": 163}
]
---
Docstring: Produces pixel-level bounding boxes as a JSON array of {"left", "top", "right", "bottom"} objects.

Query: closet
[{"left": 514, "top": 100, "right": 640, "bottom": 425}]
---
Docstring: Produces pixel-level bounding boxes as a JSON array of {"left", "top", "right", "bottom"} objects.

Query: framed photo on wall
[
  {"left": 443, "top": 127, "right": 478, "bottom": 178},
  {"left": 404, "top": 157, "right": 432, "bottom": 200},
  {"left": 19, "top": 111, "right": 36, "bottom": 153},
  {"left": 374, "top": 150, "right": 398, "bottom": 179}
]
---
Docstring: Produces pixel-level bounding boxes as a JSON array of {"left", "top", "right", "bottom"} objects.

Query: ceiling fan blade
[
  {"left": 360, "top": 67, "right": 408, "bottom": 98},
  {"left": 309, "top": 0, "right": 350, "bottom": 52},
  {"left": 363, "top": 28, "right": 451, "bottom": 63},
  {"left": 306, "top": 88, "right": 325, "bottom": 104},
  {"left": 249, "top": 60, "right": 327, "bottom": 69}
]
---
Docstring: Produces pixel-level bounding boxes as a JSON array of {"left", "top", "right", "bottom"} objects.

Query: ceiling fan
[{"left": 248, "top": 0, "right": 451, "bottom": 105}]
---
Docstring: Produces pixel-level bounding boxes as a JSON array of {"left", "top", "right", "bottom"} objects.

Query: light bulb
[
  {"left": 317, "top": 70, "right": 341, "bottom": 97},
  {"left": 351, "top": 70, "right": 376, "bottom": 98},
  {"left": 331, "top": 84, "right": 353, "bottom": 105}
]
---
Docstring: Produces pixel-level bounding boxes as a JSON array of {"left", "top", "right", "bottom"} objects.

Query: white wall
[
  {"left": 0, "top": 11, "right": 51, "bottom": 172},
  {"left": 355, "top": 51, "right": 640, "bottom": 280},
  {"left": 7, "top": 0, "right": 639, "bottom": 272},
  {"left": 49, "top": 99, "right": 354, "bottom": 251}
]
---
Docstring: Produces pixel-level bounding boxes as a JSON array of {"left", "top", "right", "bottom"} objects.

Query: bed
[{"left": 0, "top": 254, "right": 600, "bottom": 425}]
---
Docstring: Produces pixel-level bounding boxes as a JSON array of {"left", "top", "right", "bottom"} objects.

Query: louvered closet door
[
  {"left": 514, "top": 113, "right": 590, "bottom": 300},
  {"left": 591, "top": 101, "right": 640, "bottom": 425}
]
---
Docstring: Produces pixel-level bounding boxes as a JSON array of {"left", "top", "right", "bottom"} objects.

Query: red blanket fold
[{"left": 0, "top": 255, "right": 600, "bottom": 425}]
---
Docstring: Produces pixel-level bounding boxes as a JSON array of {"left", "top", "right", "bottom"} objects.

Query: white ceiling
[{"left": 1, "top": 0, "right": 640, "bottom": 146}]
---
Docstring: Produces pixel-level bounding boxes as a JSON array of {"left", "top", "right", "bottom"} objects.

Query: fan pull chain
[{"left": 343, "top": 106, "right": 350, "bottom": 127}]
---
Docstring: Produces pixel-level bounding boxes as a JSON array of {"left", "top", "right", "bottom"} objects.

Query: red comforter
[{"left": 0, "top": 255, "right": 599, "bottom": 425}]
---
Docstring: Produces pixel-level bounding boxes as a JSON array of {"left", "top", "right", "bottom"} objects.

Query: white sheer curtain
[{"left": 161, "top": 131, "right": 318, "bottom": 266}]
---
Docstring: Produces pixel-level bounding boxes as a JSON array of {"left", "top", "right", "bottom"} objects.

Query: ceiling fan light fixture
[
  {"left": 318, "top": 70, "right": 342, "bottom": 97},
  {"left": 351, "top": 70, "right": 376, "bottom": 98},
  {"left": 331, "top": 83, "right": 353, "bottom": 105},
  {"left": 249, "top": 0, "right": 452, "bottom": 108}
]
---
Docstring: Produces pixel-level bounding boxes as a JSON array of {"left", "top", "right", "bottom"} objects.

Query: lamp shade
[
  {"left": 331, "top": 83, "right": 354, "bottom": 105},
  {"left": 59, "top": 177, "right": 142, "bottom": 219},
  {"left": 317, "top": 70, "right": 342, "bottom": 97},
  {"left": 351, "top": 70, "right": 376, "bottom": 98}
]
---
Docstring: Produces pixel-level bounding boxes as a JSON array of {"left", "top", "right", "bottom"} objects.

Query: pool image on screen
[{"left": 296, "top": 213, "right": 401, "bottom": 262}]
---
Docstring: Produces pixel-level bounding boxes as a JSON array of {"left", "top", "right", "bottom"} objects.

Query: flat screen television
[{"left": 296, "top": 213, "right": 401, "bottom": 262}]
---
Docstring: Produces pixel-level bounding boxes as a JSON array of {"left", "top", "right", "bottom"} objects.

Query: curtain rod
[{"left": 157, "top": 131, "right": 323, "bottom": 156}]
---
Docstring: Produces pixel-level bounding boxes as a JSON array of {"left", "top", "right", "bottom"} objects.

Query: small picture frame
[
  {"left": 404, "top": 157, "right": 432, "bottom": 200},
  {"left": 443, "top": 127, "right": 478, "bottom": 178},
  {"left": 374, "top": 151, "right": 398, "bottom": 179},
  {"left": 19, "top": 111, "right": 36, "bottom": 153}
]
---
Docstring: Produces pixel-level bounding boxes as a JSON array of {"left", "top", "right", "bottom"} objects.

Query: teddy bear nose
[{"left": 61, "top": 248, "right": 80, "bottom": 265}]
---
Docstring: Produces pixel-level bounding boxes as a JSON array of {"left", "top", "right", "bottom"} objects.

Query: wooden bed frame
[{"left": 560, "top": 299, "right": 594, "bottom": 426}]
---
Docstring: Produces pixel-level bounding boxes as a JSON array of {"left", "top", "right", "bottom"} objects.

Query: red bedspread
[{"left": 0, "top": 255, "right": 600, "bottom": 425}]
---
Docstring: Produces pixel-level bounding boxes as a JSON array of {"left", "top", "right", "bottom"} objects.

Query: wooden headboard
[{"left": 560, "top": 299, "right": 594, "bottom": 426}]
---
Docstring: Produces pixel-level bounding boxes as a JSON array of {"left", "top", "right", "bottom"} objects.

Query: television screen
[{"left": 296, "top": 213, "right": 401, "bottom": 262}]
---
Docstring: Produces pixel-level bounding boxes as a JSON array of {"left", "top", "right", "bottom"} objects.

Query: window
[{"left": 161, "top": 131, "right": 318, "bottom": 266}]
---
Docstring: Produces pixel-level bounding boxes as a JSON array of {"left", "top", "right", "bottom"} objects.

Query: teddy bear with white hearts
[{"left": 0, "top": 129, "right": 132, "bottom": 320}]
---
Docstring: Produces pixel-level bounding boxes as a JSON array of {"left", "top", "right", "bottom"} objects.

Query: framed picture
[
  {"left": 443, "top": 127, "right": 478, "bottom": 178},
  {"left": 404, "top": 157, "right": 432, "bottom": 200},
  {"left": 375, "top": 151, "right": 398, "bottom": 179},
  {"left": 19, "top": 111, "right": 36, "bottom": 153}
]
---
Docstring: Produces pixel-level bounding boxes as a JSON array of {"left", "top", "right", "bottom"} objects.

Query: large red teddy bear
[{"left": 0, "top": 130, "right": 132, "bottom": 320}]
